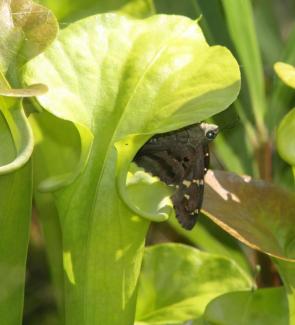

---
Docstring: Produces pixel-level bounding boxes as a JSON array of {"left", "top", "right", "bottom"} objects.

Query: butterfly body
[{"left": 134, "top": 123, "right": 218, "bottom": 230}]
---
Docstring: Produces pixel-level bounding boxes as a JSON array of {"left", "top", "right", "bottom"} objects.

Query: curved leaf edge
[
  {"left": 0, "top": 102, "right": 34, "bottom": 174},
  {"left": 115, "top": 135, "right": 174, "bottom": 222},
  {"left": 37, "top": 121, "right": 93, "bottom": 192}
]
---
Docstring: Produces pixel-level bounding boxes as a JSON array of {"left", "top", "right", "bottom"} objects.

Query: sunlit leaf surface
[
  {"left": 0, "top": 164, "right": 32, "bottom": 324},
  {"left": 276, "top": 108, "right": 295, "bottom": 167},
  {"left": 274, "top": 62, "right": 295, "bottom": 89},
  {"left": 135, "top": 243, "right": 252, "bottom": 325},
  {"left": 24, "top": 13, "right": 240, "bottom": 324},
  {"left": 202, "top": 170, "right": 295, "bottom": 261},
  {"left": 0, "top": 73, "right": 47, "bottom": 174},
  {"left": 273, "top": 259, "right": 295, "bottom": 325},
  {"left": 203, "top": 287, "right": 288, "bottom": 325},
  {"left": 0, "top": 0, "right": 57, "bottom": 172},
  {"left": 0, "top": 0, "right": 58, "bottom": 74},
  {"left": 168, "top": 215, "right": 251, "bottom": 276},
  {"left": 0, "top": 2, "right": 57, "bottom": 324}
]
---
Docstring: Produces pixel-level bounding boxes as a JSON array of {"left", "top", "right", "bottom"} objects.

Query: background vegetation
[{"left": 0, "top": 0, "right": 294, "bottom": 324}]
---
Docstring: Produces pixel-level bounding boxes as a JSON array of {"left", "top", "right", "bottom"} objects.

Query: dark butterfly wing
[
  {"left": 134, "top": 131, "right": 191, "bottom": 185},
  {"left": 172, "top": 144, "right": 207, "bottom": 230},
  {"left": 134, "top": 150, "right": 185, "bottom": 185},
  {"left": 203, "top": 144, "right": 210, "bottom": 173},
  {"left": 134, "top": 124, "right": 211, "bottom": 230}
]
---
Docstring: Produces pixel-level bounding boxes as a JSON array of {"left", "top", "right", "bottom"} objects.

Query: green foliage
[
  {"left": 0, "top": 165, "right": 32, "bottom": 324},
  {"left": 22, "top": 11, "right": 240, "bottom": 325},
  {"left": 275, "top": 62, "right": 295, "bottom": 90},
  {"left": 277, "top": 108, "right": 295, "bottom": 168},
  {"left": 203, "top": 288, "right": 288, "bottom": 325},
  {"left": 168, "top": 214, "right": 252, "bottom": 276},
  {"left": 0, "top": 0, "right": 58, "bottom": 79},
  {"left": 275, "top": 63, "right": 295, "bottom": 172},
  {"left": 0, "top": 0, "right": 294, "bottom": 324},
  {"left": 0, "top": 2, "right": 57, "bottom": 323},
  {"left": 202, "top": 170, "right": 295, "bottom": 261},
  {"left": 135, "top": 243, "right": 252, "bottom": 325}
]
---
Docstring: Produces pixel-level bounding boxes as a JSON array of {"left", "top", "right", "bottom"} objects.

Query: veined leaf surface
[{"left": 24, "top": 13, "right": 240, "bottom": 324}]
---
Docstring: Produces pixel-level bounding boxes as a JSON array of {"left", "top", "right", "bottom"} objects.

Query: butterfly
[{"left": 133, "top": 123, "right": 219, "bottom": 230}]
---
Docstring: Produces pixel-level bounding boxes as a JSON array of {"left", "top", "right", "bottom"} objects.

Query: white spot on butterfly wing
[{"left": 182, "top": 180, "right": 191, "bottom": 187}]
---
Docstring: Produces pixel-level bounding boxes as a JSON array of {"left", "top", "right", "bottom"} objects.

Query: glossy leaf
[
  {"left": 203, "top": 287, "right": 288, "bottom": 325},
  {"left": 0, "top": 0, "right": 57, "bottom": 172},
  {"left": 269, "top": 27, "right": 295, "bottom": 130},
  {"left": 274, "top": 62, "right": 295, "bottom": 170},
  {"left": 0, "top": 0, "right": 54, "bottom": 318},
  {"left": 273, "top": 259, "right": 295, "bottom": 325},
  {"left": 29, "top": 111, "right": 81, "bottom": 321},
  {"left": 0, "top": 102, "right": 32, "bottom": 324},
  {"left": 0, "top": 0, "right": 58, "bottom": 74},
  {"left": 135, "top": 243, "right": 252, "bottom": 325},
  {"left": 24, "top": 13, "right": 240, "bottom": 194},
  {"left": 0, "top": 77, "right": 41, "bottom": 324},
  {"left": 202, "top": 170, "right": 295, "bottom": 261},
  {"left": 24, "top": 13, "right": 240, "bottom": 324},
  {"left": 0, "top": 163, "right": 32, "bottom": 324},
  {"left": 0, "top": 99, "right": 34, "bottom": 174},
  {"left": 126, "top": 162, "right": 251, "bottom": 275},
  {"left": 274, "top": 62, "right": 295, "bottom": 89},
  {"left": 125, "top": 163, "right": 174, "bottom": 222},
  {"left": 168, "top": 215, "right": 251, "bottom": 276},
  {"left": 276, "top": 108, "right": 295, "bottom": 167},
  {"left": 0, "top": 72, "right": 48, "bottom": 173}
]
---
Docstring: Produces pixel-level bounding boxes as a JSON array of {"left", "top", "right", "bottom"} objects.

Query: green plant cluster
[{"left": 0, "top": 0, "right": 294, "bottom": 324}]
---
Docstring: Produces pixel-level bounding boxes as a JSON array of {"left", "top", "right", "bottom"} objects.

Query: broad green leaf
[
  {"left": 0, "top": 103, "right": 31, "bottom": 322},
  {"left": 125, "top": 163, "right": 174, "bottom": 222},
  {"left": 124, "top": 163, "right": 251, "bottom": 275},
  {"left": 268, "top": 26, "right": 295, "bottom": 131},
  {"left": 276, "top": 108, "right": 295, "bottom": 168},
  {"left": 135, "top": 243, "right": 252, "bottom": 325},
  {"left": 203, "top": 287, "right": 288, "bottom": 325},
  {"left": 168, "top": 215, "right": 251, "bottom": 276},
  {"left": 29, "top": 111, "right": 81, "bottom": 322},
  {"left": 0, "top": 0, "right": 58, "bottom": 75},
  {"left": 221, "top": 0, "right": 267, "bottom": 137},
  {"left": 0, "top": 0, "right": 57, "bottom": 172},
  {"left": 24, "top": 13, "right": 240, "bottom": 324},
  {"left": 24, "top": 13, "right": 240, "bottom": 193},
  {"left": 274, "top": 62, "right": 295, "bottom": 89},
  {"left": 273, "top": 259, "right": 295, "bottom": 325},
  {"left": 0, "top": 164, "right": 32, "bottom": 324},
  {"left": 202, "top": 170, "right": 295, "bottom": 261},
  {"left": 0, "top": 3, "right": 50, "bottom": 317}
]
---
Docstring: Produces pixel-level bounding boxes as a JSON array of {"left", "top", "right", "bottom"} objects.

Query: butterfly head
[{"left": 200, "top": 123, "right": 219, "bottom": 142}]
